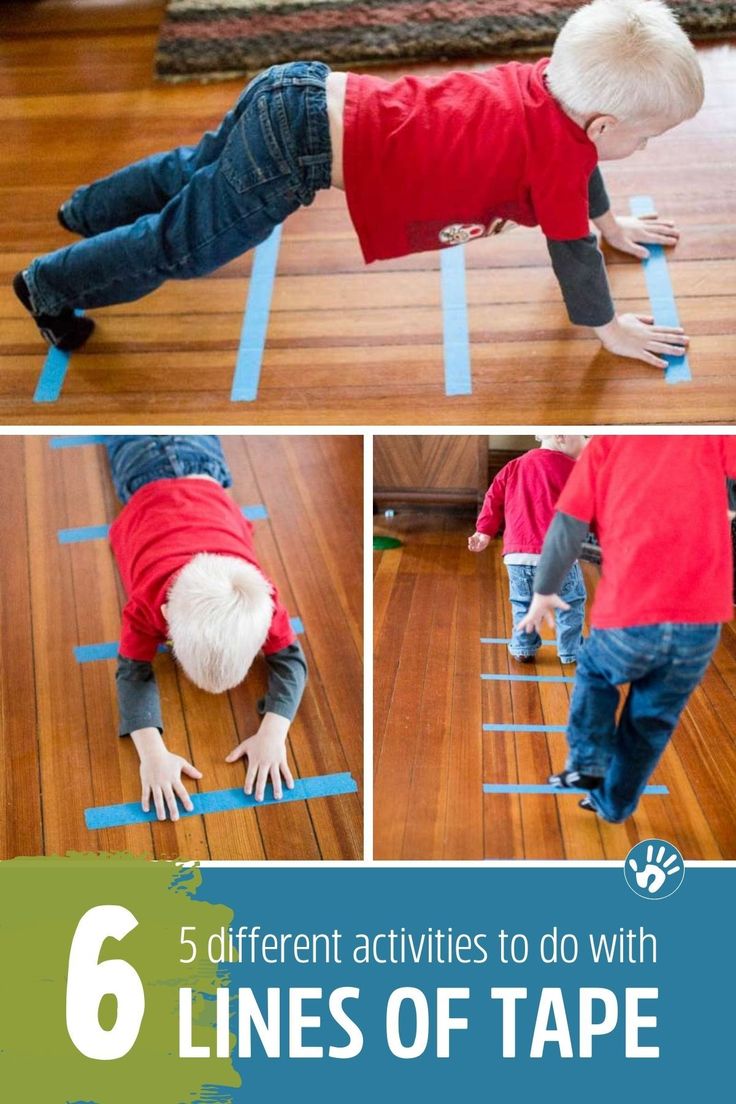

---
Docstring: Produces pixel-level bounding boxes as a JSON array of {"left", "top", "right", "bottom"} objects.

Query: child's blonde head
[
  {"left": 547, "top": 0, "right": 704, "bottom": 123},
  {"left": 166, "top": 553, "right": 273, "bottom": 693}
]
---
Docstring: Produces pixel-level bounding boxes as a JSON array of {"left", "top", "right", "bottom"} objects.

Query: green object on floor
[{"left": 373, "top": 535, "right": 403, "bottom": 550}]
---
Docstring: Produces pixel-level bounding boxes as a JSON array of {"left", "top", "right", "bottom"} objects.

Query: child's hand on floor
[
  {"left": 132, "top": 728, "right": 202, "bottom": 821},
  {"left": 599, "top": 212, "right": 680, "bottom": 260},
  {"left": 468, "top": 532, "right": 491, "bottom": 552},
  {"left": 226, "top": 712, "right": 294, "bottom": 801},
  {"left": 594, "top": 313, "right": 689, "bottom": 369},
  {"left": 518, "top": 593, "right": 570, "bottom": 635}
]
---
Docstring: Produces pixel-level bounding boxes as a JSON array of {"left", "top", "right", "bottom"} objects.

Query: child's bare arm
[{"left": 131, "top": 727, "right": 202, "bottom": 821}]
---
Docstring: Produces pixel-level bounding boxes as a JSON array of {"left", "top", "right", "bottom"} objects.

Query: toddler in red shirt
[
  {"left": 107, "top": 436, "right": 307, "bottom": 821},
  {"left": 15, "top": 0, "right": 700, "bottom": 373},
  {"left": 519, "top": 436, "right": 736, "bottom": 823},
  {"left": 469, "top": 435, "right": 586, "bottom": 664}
]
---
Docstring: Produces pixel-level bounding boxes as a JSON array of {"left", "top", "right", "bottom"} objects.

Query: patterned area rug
[{"left": 155, "top": 0, "right": 736, "bottom": 82}]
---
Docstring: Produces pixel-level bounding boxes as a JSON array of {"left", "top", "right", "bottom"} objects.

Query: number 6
[{"left": 66, "top": 905, "right": 145, "bottom": 1060}]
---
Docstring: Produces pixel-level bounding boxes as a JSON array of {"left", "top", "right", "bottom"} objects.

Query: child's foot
[
  {"left": 579, "top": 795, "right": 596, "bottom": 812},
  {"left": 13, "top": 271, "right": 94, "bottom": 351},
  {"left": 57, "top": 203, "right": 76, "bottom": 233},
  {"left": 549, "top": 768, "right": 602, "bottom": 791},
  {"left": 559, "top": 656, "right": 577, "bottom": 665},
  {"left": 508, "top": 650, "right": 535, "bottom": 664}
]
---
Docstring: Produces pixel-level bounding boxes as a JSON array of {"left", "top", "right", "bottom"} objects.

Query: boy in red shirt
[
  {"left": 107, "top": 435, "right": 307, "bottom": 821},
  {"left": 15, "top": 0, "right": 698, "bottom": 372},
  {"left": 469, "top": 435, "right": 586, "bottom": 664},
  {"left": 519, "top": 436, "right": 736, "bottom": 823}
]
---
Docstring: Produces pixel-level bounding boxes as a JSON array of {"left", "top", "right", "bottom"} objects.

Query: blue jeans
[
  {"left": 507, "top": 562, "right": 586, "bottom": 661},
  {"left": 567, "top": 623, "right": 721, "bottom": 822},
  {"left": 106, "top": 435, "right": 232, "bottom": 503},
  {"left": 25, "top": 61, "right": 332, "bottom": 314}
]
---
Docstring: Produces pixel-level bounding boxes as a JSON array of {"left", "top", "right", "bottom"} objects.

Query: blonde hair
[
  {"left": 546, "top": 0, "right": 704, "bottom": 123},
  {"left": 167, "top": 553, "right": 274, "bottom": 693}
]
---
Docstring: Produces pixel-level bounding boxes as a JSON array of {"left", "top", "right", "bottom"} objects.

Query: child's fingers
[
  {"left": 225, "top": 741, "right": 248, "bottom": 763},
  {"left": 650, "top": 328, "right": 688, "bottom": 341},
  {"left": 181, "top": 759, "right": 203, "bottom": 778},
  {"left": 164, "top": 784, "right": 180, "bottom": 821},
  {"left": 281, "top": 761, "right": 295, "bottom": 790},
  {"left": 634, "top": 314, "right": 655, "bottom": 325},
  {"left": 255, "top": 763, "right": 270, "bottom": 803},
  {"left": 270, "top": 764, "right": 283, "bottom": 800},
  {"left": 153, "top": 786, "right": 166, "bottom": 821},
  {"left": 647, "top": 341, "right": 686, "bottom": 356},
  {"left": 141, "top": 785, "right": 150, "bottom": 813},
  {"left": 174, "top": 779, "right": 194, "bottom": 813},
  {"left": 243, "top": 759, "right": 258, "bottom": 796},
  {"left": 640, "top": 351, "right": 668, "bottom": 369}
]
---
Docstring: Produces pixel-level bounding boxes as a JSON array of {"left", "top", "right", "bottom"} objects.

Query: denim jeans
[
  {"left": 106, "top": 435, "right": 232, "bottom": 503},
  {"left": 507, "top": 561, "right": 586, "bottom": 661},
  {"left": 25, "top": 61, "right": 332, "bottom": 314},
  {"left": 567, "top": 622, "right": 721, "bottom": 822}
]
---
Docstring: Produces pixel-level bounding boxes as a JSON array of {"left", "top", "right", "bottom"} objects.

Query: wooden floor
[
  {"left": 0, "top": 434, "right": 363, "bottom": 859},
  {"left": 1, "top": 5, "right": 734, "bottom": 424},
  {"left": 374, "top": 512, "right": 736, "bottom": 860}
]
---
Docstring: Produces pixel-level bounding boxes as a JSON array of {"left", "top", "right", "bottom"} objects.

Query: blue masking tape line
[
  {"left": 480, "top": 637, "right": 555, "bottom": 644},
  {"left": 33, "top": 311, "right": 85, "bottom": 403},
  {"left": 75, "top": 618, "right": 303, "bottom": 662},
  {"left": 481, "top": 673, "right": 575, "bottom": 684},
  {"left": 483, "top": 783, "right": 668, "bottom": 795},
  {"left": 58, "top": 523, "right": 110, "bottom": 544},
  {"left": 59, "top": 505, "right": 267, "bottom": 544},
  {"left": 440, "top": 244, "right": 472, "bottom": 396},
  {"left": 85, "top": 772, "right": 358, "bottom": 829},
  {"left": 231, "top": 225, "right": 282, "bottom": 402},
  {"left": 50, "top": 434, "right": 108, "bottom": 449},
  {"left": 483, "top": 723, "right": 567, "bottom": 732},
  {"left": 629, "top": 195, "right": 691, "bottom": 384}
]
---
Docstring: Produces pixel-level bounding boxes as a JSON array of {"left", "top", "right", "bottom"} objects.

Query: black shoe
[
  {"left": 13, "top": 271, "right": 94, "bottom": 351},
  {"left": 508, "top": 652, "right": 535, "bottom": 664},
  {"left": 57, "top": 204, "right": 74, "bottom": 232},
  {"left": 549, "top": 768, "right": 602, "bottom": 791},
  {"left": 579, "top": 796, "right": 596, "bottom": 812}
]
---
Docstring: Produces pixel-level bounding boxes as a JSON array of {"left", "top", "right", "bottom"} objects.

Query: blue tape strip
[
  {"left": 483, "top": 783, "right": 668, "bottom": 795},
  {"left": 50, "top": 435, "right": 109, "bottom": 449},
  {"left": 59, "top": 505, "right": 267, "bottom": 544},
  {"left": 58, "top": 523, "right": 110, "bottom": 544},
  {"left": 231, "top": 225, "right": 282, "bottom": 402},
  {"left": 483, "top": 723, "right": 567, "bottom": 733},
  {"left": 440, "top": 245, "right": 472, "bottom": 396},
  {"left": 481, "top": 674, "right": 575, "bottom": 684},
  {"left": 85, "top": 772, "right": 358, "bottom": 829},
  {"left": 74, "top": 617, "right": 304, "bottom": 662},
  {"left": 629, "top": 195, "right": 691, "bottom": 384},
  {"left": 480, "top": 637, "right": 555, "bottom": 645},
  {"left": 33, "top": 311, "right": 85, "bottom": 403}
]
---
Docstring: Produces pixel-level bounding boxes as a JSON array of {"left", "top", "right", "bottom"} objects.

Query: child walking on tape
[
  {"left": 469, "top": 435, "right": 587, "bottom": 665},
  {"left": 15, "top": 0, "right": 698, "bottom": 371},
  {"left": 106, "top": 435, "right": 307, "bottom": 821},
  {"left": 518, "top": 435, "right": 736, "bottom": 823}
]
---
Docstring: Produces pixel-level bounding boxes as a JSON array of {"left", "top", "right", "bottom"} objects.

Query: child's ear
[{"left": 585, "top": 114, "right": 618, "bottom": 143}]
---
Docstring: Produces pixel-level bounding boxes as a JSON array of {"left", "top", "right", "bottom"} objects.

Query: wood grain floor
[
  {"left": 1, "top": 6, "right": 734, "bottom": 424},
  {"left": 373, "top": 512, "right": 736, "bottom": 860},
  {"left": 0, "top": 433, "right": 363, "bottom": 860}
]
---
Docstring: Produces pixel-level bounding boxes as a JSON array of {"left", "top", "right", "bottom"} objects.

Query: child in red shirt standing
[
  {"left": 519, "top": 436, "right": 736, "bottom": 823},
  {"left": 15, "top": 0, "right": 699, "bottom": 372},
  {"left": 469, "top": 435, "right": 586, "bottom": 664},
  {"left": 106, "top": 435, "right": 307, "bottom": 821}
]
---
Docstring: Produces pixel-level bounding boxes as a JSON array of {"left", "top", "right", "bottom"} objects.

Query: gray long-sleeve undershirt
[
  {"left": 534, "top": 511, "right": 590, "bottom": 596},
  {"left": 116, "top": 640, "right": 308, "bottom": 737},
  {"left": 545, "top": 165, "right": 615, "bottom": 328}
]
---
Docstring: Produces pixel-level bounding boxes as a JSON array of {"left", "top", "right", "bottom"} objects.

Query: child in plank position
[
  {"left": 518, "top": 435, "right": 736, "bottom": 823},
  {"left": 15, "top": 0, "right": 698, "bottom": 370},
  {"left": 469, "top": 435, "right": 587, "bottom": 665},
  {"left": 107, "top": 435, "right": 307, "bottom": 821}
]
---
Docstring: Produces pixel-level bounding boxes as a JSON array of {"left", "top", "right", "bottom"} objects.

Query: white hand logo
[{"left": 628, "top": 843, "right": 681, "bottom": 895}]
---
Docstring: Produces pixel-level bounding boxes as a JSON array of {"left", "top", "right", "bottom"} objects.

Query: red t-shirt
[
  {"left": 343, "top": 57, "right": 597, "bottom": 263},
  {"left": 476, "top": 448, "right": 576, "bottom": 555},
  {"left": 556, "top": 436, "right": 736, "bottom": 628},
  {"left": 109, "top": 479, "right": 296, "bottom": 662}
]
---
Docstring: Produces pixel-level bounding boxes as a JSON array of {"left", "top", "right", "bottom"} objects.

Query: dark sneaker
[
  {"left": 508, "top": 651, "right": 535, "bottom": 664},
  {"left": 57, "top": 203, "right": 75, "bottom": 232},
  {"left": 13, "top": 271, "right": 94, "bottom": 351},
  {"left": 579, "top": 796, "right": 596, "bottom": 812},
  {"left": 559, "top": 656, "right": 577, "bottom": 665},
  {"left": 549, "top": 768, "right": 602, "bottom": 791}
]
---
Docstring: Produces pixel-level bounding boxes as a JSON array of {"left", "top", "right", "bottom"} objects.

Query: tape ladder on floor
[
  {"left": 480, "top": 638, "right": 670, "bottom": 796},
  {"left": 231, "top": 225, "right": 282, "bottom": 402},
  {"left": 85, "top": 772, "right": 358, "bottom": 829},
  {"left": 440, "top": 243, "right": 473, "bottom": 396},
  {"left": 58, "top": 504, "right": 268, "bottom": 544},
  {"left": 630, "top": 195, "right": 691, "bottom": 385},
  {"left": 32, "top": 311, "right": 87, "bottom": 404}
]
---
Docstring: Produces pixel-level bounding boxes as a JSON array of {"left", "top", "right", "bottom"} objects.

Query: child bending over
[
  {"left": 469, "top": 434, "right": 587, "bottom": 664},
  {"left": 107, "top": 435, "right": 307, "bottom": 821},
  {"left": 15, "top": 0, "right": 699, "bottom": 372},
  {"left": 518, "top": 435, "right": 736, "bottom": 823}
]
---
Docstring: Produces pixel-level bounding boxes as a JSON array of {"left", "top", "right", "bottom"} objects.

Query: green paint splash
[{"left": 0, "top": 854, "right": 240, "bottom": 1104}]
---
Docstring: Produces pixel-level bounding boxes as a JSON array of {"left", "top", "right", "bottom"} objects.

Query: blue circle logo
[{"left": 624, "top": 839, "right": 685, "bottom": 899}]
